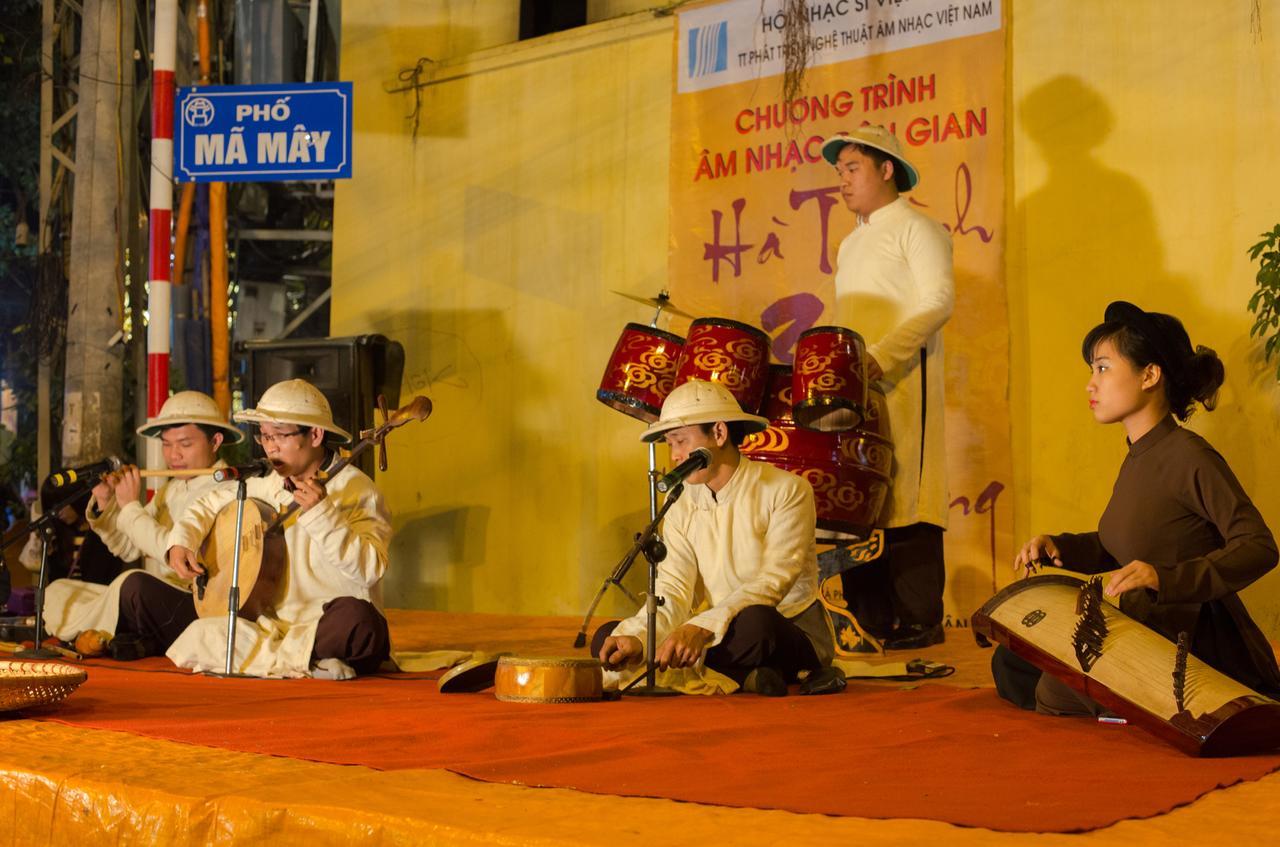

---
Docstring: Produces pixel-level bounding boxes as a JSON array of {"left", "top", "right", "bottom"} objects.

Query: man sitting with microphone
[
  {"left": 40, "top": 391, "right": 239, "bottom": 653},
  {"left": 592, "top": 380, "right": 840, "bottom": 695},
  {"left": 157, "top": 378, "right": 392, "bottom": 678}
]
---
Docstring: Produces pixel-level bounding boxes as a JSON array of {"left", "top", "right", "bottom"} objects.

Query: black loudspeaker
[{"left": 236, "top": 335, "right": 406, "bottom": 477}]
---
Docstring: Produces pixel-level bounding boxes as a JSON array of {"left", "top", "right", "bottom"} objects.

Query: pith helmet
[
  {"left": 137, "top": 390, "right": 245, "bottom": 443},
  {"left": 640, "top": 380, "right": 769, "bottom": 443},
  {"left": 821, "top": 125, "right": 919, "bottom": 191},
  {"left": 234, "top": 379, "right": 352, "bottom": 442}
]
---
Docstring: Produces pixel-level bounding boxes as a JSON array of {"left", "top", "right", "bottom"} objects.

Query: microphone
[
  {"left": 212, "top": 458, "right": 275, "bottom": 483},
  {"left": 655, "top": 447, "right": 712, "bottom": 493},
  {"left": 49, "top": 457, "right": 122, "bottom": 488}
]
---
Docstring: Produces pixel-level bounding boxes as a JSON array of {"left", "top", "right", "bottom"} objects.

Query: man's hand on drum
[
  {"left": 1105, "top": 560, "right": 1159, "bottom": 598},
  {"left": 598, "top": 634, "right": 644, "bottom": 667},
  {"left": 655, "top": 623, "right": 714, "bottom": 670},
  {"left": 291, "top": 476, "right": 326, "bottom": 513},
  {"left": 111, "top": 465, "right": 143, "bottom": 506},
  {"left": 166, "top": 545, "right": 205, "bottom": 580},
  {"left": 1014, "top": 535, "right": 1062, "bottom": 577}
]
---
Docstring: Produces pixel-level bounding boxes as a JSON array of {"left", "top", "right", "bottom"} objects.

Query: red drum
[
  {"left": 745, "top": 365, "right": 893, "bottom": 538},
  {"left": 860, "top": 384, "right": 891, "bottom": 442},
  {"left": 596, "top": 323, "right": 685, "bottom": 422},
  {"left": 792, "top": 326, "right": 868, "bottom": 433},
  {"left": 674, "top": 318, "right": 771, "bottom": 413}
]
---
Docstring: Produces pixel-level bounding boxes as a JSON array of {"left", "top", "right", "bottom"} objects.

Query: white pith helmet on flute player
[
  {"left": 233, "top": 378, "right": 353, "bottom": 443},
  {"left": 137, "top": 390, "right": 245, "bottom": 443}
]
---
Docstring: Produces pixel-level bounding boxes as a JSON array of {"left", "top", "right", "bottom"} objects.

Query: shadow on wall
[
  {"left": 386, "top": 505, "right": 490, "bottom": 610},
  {"left": 1012, "top": 75, "right": 1201, "bottom": 507}
]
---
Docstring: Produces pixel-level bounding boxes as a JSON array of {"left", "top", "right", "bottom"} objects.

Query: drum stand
[{"left": 2, "top": 483, "right": 104, "bottom": 659}]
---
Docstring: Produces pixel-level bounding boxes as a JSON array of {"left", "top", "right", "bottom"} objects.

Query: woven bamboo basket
[{"left": 0, "top": 661, "right": 88, "bottom": 712}]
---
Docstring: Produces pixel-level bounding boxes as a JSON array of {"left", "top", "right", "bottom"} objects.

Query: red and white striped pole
[{"left": 146, "top": 0, "right": 178, "bottom": 477}]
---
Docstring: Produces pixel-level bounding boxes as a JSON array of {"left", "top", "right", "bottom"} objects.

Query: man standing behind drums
[
  {"left": 150, "top": 378, "right": 393, "bottom": 678},
  {"left": 593, "top": 380, "right": 842, "bottom": 696},
  {"left": 41, "top": 391, "right": 239, "bottom": 650},
  {"left": 822, "top": 126, "right": 956, "bottom": 650}
]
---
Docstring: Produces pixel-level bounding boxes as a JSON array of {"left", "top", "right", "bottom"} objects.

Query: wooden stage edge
[{"left": 1, "top": 720, "right": 1277, "bottom": 846}]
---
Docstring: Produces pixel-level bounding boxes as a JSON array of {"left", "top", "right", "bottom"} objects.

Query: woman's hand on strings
[
  {"left": 1105, "top": 560, "right": 1159, "bottom": 597},
  {"left": 1014, "top": 535, "right": 1062, "bottom": 577}
]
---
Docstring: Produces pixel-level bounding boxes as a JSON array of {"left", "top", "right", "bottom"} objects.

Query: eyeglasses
[{"left": 253, "top": 430, "right": 305, "bottom": 446}]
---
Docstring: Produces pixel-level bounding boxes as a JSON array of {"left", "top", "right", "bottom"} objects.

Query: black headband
[{"left": 1097, "top": 300, "right": 1194, "bottom": 377}]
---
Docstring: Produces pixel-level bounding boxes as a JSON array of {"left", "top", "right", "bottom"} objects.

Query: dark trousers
[
  {"left": 990, "top": 644, "right": 1102, "bottom": 717},
  {"left": 840, "top": 522, "right": 945, "bottom": 638},
  {"left": 117, "top": 573, "right": 392, "bottom": 675},
  {"left": 590, "top": 604, "right": 821, "bottom": 685}
]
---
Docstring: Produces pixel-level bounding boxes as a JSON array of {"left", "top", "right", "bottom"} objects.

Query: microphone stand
[
  {"left": 2, "top": 482, "right": 107, "bottom": 659},
  {"left": 206, "top": 476, "right": 256, "bottom": 678},
  {"left": 570, "top": 483, "right": 684, "bottom": 695},
  {"left": 623, "top": 482, "right": 683, "bottom": 697}
]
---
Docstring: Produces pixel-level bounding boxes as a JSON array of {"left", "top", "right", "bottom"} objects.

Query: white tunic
[
  {"left": 164, "top": 463, "right": 391, "bottom": 677},
  {"left": 41, "top": 464, "right": 226, "bottom": 640},
  {"left": 833, "top": 196, "right": 954, "bottom": 528},
  {"left": 613, "top": 459, "right": 832, "bottom": 664}
]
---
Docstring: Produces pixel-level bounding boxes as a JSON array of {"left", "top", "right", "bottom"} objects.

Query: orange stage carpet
[{"left": 17, "top": 610, "right": 1278, "bottom": 834}]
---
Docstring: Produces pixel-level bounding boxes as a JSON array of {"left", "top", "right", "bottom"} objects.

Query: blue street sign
[{"left": 175, "top": 82, "right": 353, "bottom": 183}]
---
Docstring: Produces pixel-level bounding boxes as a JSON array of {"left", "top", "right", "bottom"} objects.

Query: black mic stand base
[
  {"left": 623, "top": 681, "right": 680, "bottom": 697},
  {"left": 14, "top": 647, "right": 64, "bottom": 659}
]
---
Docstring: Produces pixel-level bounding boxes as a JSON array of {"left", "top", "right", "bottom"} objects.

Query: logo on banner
[
  {"left": 687, "top": 21, "right": 729, "bottom": 78},
  {"left": 184, "top": 96, "right": 216, "bottom": 128}
]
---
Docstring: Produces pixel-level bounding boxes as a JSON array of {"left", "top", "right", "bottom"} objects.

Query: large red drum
[
  {"left": 674, "top": 318, "right": 771, "bottom": 413},
  {"left": 596, "top": 323, "right": 685, "bottom": 423},
  {"left": 792, "top": 326, "right": 868, "bottom": 432},
  {"left": 745, "top": 365, "right": 892, "bottom": 538}
]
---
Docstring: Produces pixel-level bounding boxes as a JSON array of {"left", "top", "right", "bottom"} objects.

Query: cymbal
[{"left": 610, "top": 289, "right": 694, "bottom": 320}]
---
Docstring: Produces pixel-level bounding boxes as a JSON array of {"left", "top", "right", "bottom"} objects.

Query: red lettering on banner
[
  {"left": 734, "top": 91, "right": 858, "bottom": 135},
  {"left": 694, "top": 149, "right": 738, "bottom": 181},
  {"left": 861, "top": 74, "right": 938, "bottom": 112},
  {"left": 905, "top": 108, "right": 988, "bottom": 146}
]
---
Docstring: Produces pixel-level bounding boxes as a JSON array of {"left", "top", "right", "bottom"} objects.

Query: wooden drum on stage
[
  {"left": 743, "top": 365, "right": 892, "bottom": 538},
  {"left": 792, "top": 326, "right": 868, "bottom": 432},
  {"left": 974, "top": 574, "right": 1280, "bottom": 757},
  {"left": 596, "top": 323, "right": 685, "bottom": 422},
  {"left": 674, "top": 318, "right": 771, "bottom": 413},
  {"left": 494, "top": 655, "right": 605, "bottom": 704}
]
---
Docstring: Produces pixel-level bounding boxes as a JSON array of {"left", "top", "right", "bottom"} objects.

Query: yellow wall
[
  {"left": 333, "top": 8, "right": 675, "bottom": 615},
  {"left": 334, "top": 2, "right": 1280, "bottom": 638},
  {"left": 1010, "top": 1, "right": 1280, "bottom": 637}
]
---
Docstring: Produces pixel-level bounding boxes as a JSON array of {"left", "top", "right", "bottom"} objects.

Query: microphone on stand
[
  {"left": 49, "top": 457, "right": 122, "bottom": 488},
  {"left": 212, "top": 458, "right": 275, "bottom": 483},
  {"left": 655, "top": 447, "right": 712, "bottom": 493}
]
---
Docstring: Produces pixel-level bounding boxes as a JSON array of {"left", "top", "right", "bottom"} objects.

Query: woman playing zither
[{"left": 994, "top": 301, "right": 1280, "bottom": 715}]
